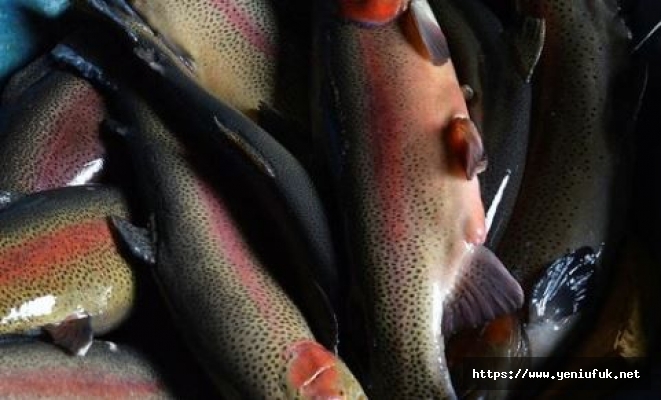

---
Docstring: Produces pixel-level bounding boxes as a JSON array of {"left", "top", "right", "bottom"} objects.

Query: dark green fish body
[
  {"left": 110, "top": 92, "right": 364, "bottom": 399},
  {"left": 0, "top": 185, "right": 135, "bottom": 353},
  {"left": 429, "top": 0, "right": 542, "bottom": 248},
  {"left": 496, "top": 0, "right": 638, "bottom": 359},
  {"left": 0, "top": 59, "right": 107, "bottom": 194},
  {"left": 0, "top": 340, "right": 176, "bottom": 399}
]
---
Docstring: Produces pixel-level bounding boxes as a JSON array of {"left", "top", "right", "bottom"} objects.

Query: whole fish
[
  {"left": 0, "top": 339, "right": 176, "bottom": 399},
  {"left": 0, "top": 60, "right": 107, "bottom": 193},
  {"left": 428, "top": 0, "right": 544, "bottom": 248},
  {"left": 57, "top": 5, "right": 340, "bottom": 314},
  {"left": 105, "top": 89, "right": 365, "bottom": 399},
  {"left": 89, "top": 0, "right": 311, "bottom": 124},
  {"left": 313, "top": 1, "right": 523, "bottom": 398},
  {"left": 0, "top": 185, "right": 135, "bottom": 356},
  {"left": 0, "top": 0, "right": 69, "bottom": 84},
  {"left": 494, "top": 0, "right": 641, "bottom": 362}
]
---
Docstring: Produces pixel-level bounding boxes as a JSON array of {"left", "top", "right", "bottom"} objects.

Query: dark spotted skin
[
  {"left": 72, "top": 0, "right": 339, "bottom": 309},
  {"left": 128, "top": 0, "right": 310, "bottom": 123},
  {"left": 314, "top": 6, "right": 501, "bottom": 398},
  {"left": 0, "top": 54, "right": 53, "bottom": 104},
  {"left": 0, "top": 340, "right": 175, "bottom": 399},
  {"left": 117, "top": 95, "right": 365, "bottom": 399},
  {"left": 497, "top": 0, "right": 640, "bottom": 359},
  {"left": 0, "top": 64, "right": 106, "bottom": 193},
  {"left": 429, "top": 0, "right": 533, "bottom": 249},
  {"left": 496, "top": 0, "right": 634, "bottom": 355},
  {"left": 0, "top": 185, "right": 134, "bottom": 335}
]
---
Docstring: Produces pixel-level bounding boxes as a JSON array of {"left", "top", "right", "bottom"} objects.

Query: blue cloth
[{"left": 0, "top": 0, "right": 69, "bottom": 84}]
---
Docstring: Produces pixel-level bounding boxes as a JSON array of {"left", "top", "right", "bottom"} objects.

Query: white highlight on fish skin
[
  {"left": 634, "top": 20, "right": 661, "bottom": 52},
  {"left": 431, "top": 283, "right": 443, "bottom": 339},
  {"left": 1, "top": 295, "right": 56, "bottom": 324},
  {"left": 105, "top": 341, "right": 118, "bottom": 352},
  {"left": 68, "top": 158, "right": 105, "bottom": 186},
  {"left": 485, "top": 171, "right": 511, "bottom": 234}
]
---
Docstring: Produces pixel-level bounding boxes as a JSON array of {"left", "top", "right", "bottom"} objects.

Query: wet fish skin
[
  {"left": 428, "top": 0, "right": 538, "bottom": 249},
  {"left": 313, "top": 3, "right": 523, "bottom": 398},
  {"left": 0, "top": 60, "right": 107, "bottom": 193},
  {"left": 0, "top": 185, "right": 135, "bottom": 338},
  {"left": 0, "top": 339, "right": 176, "bottom": 399},
  {"left": 61, "top": 2, "right": 340, "bottom": 316},
  {"left": 110, "top": 91, "right": 365, "bottom": 399},
  {"left": 495, "top": 0, "right": 638, "bottom": 358},
  {"left": 112, "top": 0, "right": 311, "bottom": 124}
]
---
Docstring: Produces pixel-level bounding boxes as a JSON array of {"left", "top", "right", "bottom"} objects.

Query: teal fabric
[{"left": 0, "top": 0, "right": 69, "bottom": 83}]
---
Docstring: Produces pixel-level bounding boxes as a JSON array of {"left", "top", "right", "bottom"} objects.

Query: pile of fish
[{"left": 0, "top": 0, "right": 659, "bottom": 398}]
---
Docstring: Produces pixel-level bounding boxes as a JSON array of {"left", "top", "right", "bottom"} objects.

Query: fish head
[
  {"left": 284, "top": 340, "right": 366, "bottom": 400},
  {"left": 337, "top": 0, "right": 409, "bottom": 25}
]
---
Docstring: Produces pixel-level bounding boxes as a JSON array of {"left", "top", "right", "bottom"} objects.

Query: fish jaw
[
  {"left": 337, "top": 0, "right": 409, "bottom": 25},
  {"left": 284, "top": 340, "right": 366, "bottom": 400}
]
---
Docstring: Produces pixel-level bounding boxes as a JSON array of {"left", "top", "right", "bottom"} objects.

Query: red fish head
[
  {"left": 337, "top": 0, "right": 409, "bottom": 25},
  {"left": 284, "top": 341, "right": 366, "bottom": 399}
]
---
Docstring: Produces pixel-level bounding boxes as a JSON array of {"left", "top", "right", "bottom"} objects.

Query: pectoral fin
[
  {"left": 110, "top": 216, "right": 156, "bottom": 265},
  {"left": 410, "top": 0, "right": 450, "bottom": 65},
  {"left": 445, "top": 116, "right": 487, "bottom": 180},
  {"left": 443, "top": 246, "right": 524, "bottom": 336},
  {"left": 44, "top": 313, "right": 94, "bottom": 356}
]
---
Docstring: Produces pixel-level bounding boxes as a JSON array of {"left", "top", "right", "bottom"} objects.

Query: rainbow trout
[
  {"left": 0, "top": 339, "right": 175, "bottom": 399},
  {"left": 313, "top": 1, "right": 523, "bottom": 397},
  {"left": 104, "top": 89, "right": 365, "bottom": 399},
  {"left": 0, "top": 185, "right": 135, "bottom": 356},
  {"left": 495, "top": 0, "right": 641, "bottom": 361},
  {"left": 0, "top": 59, "right": 107, "bottom": 193}
]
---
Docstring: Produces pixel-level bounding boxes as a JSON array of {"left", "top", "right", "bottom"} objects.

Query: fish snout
[
  {"left": 284, "top": 340, "right": 367, "bottom": 400},
  {"left": 337, "top": 0, "right": 408, "bottom": 25}
]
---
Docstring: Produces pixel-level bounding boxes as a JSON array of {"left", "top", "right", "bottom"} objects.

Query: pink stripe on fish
[
  {"left": 195, "top": 178, "right": 283, "bottom": 335},
  {"left": 209, "top": 0, "right": 276, "bottom": 57},
  {"left": 0, "top": 370, "right": 164, "bottom": 398},
  {"left": 35, "top": 84, "right": 104, "bottom": 191}
]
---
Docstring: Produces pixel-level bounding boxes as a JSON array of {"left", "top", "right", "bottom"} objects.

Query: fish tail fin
[
  {"left": 284, "top": 340, "right": 366, "bottom": 400},
  {"left": 443, "top": 246, "right": 524, "bottom": 336},
  {"left": 524, "top": 247, "right": 598, "bottom": 362},
  {"left": 528, "top": 247, "right": 598, "bottom": 328}
]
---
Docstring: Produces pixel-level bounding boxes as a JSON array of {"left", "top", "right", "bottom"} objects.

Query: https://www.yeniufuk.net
[{"left": 472, "top": 368, "right": 642, "bottom": 381}]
